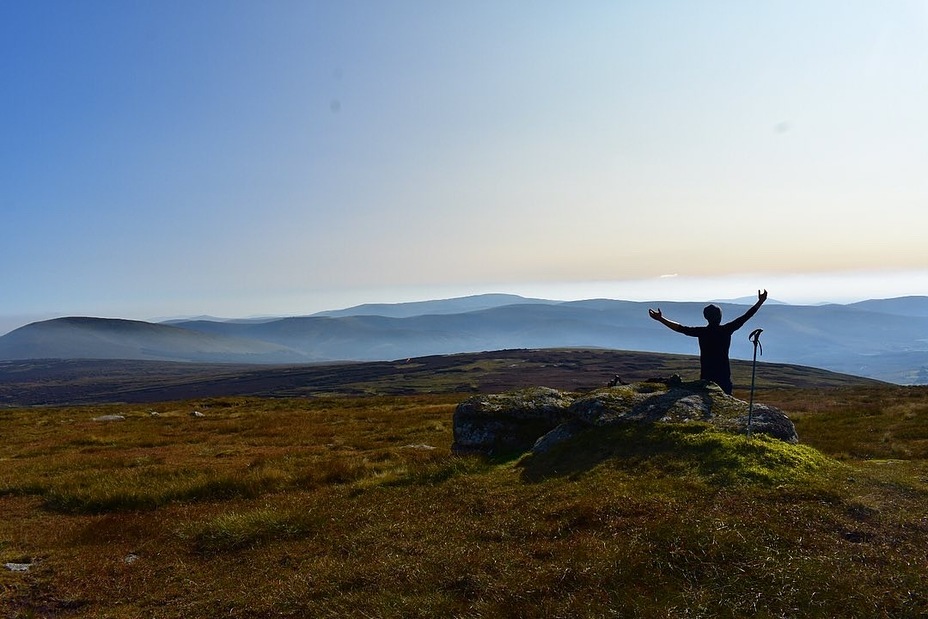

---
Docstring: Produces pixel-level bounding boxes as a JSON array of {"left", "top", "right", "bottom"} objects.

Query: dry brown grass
[{"left": 1, "top": 387, "right": 927, "bottom": 617}]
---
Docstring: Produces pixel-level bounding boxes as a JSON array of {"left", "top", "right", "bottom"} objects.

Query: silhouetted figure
[{"left": 648, "top": 290, "right": 767, "bottom": 395}]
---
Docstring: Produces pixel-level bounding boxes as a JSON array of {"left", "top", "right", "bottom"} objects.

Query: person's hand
[
  {"left": 649, "top": 308, "right": 662, "bottom": 320},
  {"left": 758, "top": 289, "right": 768, "bottom": 303}
]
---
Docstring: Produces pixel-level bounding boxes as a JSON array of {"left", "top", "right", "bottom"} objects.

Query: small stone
[{"left": 93, "top": 414, "right": 125, "bottom": 422}]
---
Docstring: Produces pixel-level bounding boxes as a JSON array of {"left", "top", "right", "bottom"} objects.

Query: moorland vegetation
[{"left": 1, "top": 356, "right": 926, "bottom": 617}]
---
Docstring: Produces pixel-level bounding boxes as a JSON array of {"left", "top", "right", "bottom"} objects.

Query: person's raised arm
[
  {"left": 649, "top": 307, "right": 687, "bottom": 334},
  {"left": 727, "top": 289, "right": 767, "bottom": 330}
]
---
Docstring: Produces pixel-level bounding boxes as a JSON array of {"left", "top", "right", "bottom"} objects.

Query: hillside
[
  {"left": 0, "top": 317, "right": 309, "bottom": 364},
  {"left": 2, "top": 295, "right": 927, "bottom": 384},
  {"left": 0, "top": 349, "right": 884, "bottom": 407}
]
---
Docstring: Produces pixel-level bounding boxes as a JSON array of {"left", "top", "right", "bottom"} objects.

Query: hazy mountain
[
  {"left": 311, "top": 293, "right": 558, "bottom": 318},
  {"left": 0, "top": 317, "right": 309, "bottom": 364},
  {"left": 2, "top": 296, "right": 927, "bottom": 384},
  {"left": 845, "top": 296, "right": 928, "bottom": 317},
  {"left": 710, "top": 296, "right": 790, "bottom": 305}
]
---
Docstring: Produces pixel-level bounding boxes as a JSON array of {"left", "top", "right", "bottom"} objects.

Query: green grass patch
[{"left": 520, "top": 421, "right": 836, "bottom": 486}]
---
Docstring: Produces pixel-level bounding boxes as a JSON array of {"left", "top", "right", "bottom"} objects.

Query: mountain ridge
[
  {"left": 0, "top": 316, "right": 309, "bottom": 364},
  {"left": 2, "top": 295, "right": 927, "bottom": 384},
  {"left": 310, "top": 293, "right": 559, "bottom": 318}
]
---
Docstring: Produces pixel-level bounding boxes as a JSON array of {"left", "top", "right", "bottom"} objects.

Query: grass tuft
[{"left": 186, "top": 507, "right": 320, "bottom": 553}]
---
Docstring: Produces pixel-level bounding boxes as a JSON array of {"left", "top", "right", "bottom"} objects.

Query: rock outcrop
[
  {"left": 451, "top": 387, "right": 574, "bottom": 456},
  {"left": 452, "top": 377, "right": 798, "bottom": 456}
]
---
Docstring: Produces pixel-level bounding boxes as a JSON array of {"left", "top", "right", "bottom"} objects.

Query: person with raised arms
[{"left": 648, "top": 290, "right": 768, "bottom": 395}]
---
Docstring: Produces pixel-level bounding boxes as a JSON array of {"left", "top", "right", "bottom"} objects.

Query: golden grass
[{"left": 1, "top": 387, "right": 927, "bottom": 617}]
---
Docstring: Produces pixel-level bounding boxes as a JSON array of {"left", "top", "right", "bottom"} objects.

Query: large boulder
[
  {"left": 452, "top": 378, "right": 798, "bottom": 455},
  {"left": 451, "top": 387, "right": 574, "bottom": 455}
]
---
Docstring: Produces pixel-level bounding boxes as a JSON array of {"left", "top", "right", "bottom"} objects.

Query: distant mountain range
[{"left": 1, "top": 294, "right": 927, "bottom": 384}]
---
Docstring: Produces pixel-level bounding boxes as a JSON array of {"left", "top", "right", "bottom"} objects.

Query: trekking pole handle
[{"left": 749, "top": 328, "right": 763, "bottom": 356}]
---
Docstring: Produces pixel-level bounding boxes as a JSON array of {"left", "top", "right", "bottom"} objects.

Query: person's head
[{"left": 703, "top": 304, "right": 722, "bottom": 326}]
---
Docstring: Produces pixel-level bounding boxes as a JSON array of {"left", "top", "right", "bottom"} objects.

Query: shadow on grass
[{"left": 517, "top": 422, "right": 676, "bottom": 483}]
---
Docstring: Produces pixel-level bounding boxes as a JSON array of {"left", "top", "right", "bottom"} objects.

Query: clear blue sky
[{"left": 2, "top": 1, "right": 927, "bottom": 333}]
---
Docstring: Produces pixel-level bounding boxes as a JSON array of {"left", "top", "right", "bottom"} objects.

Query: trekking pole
[{"left": 747, "top": 328, "right": 763, "bottom": 438}]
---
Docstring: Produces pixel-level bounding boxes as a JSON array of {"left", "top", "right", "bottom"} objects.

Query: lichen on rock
[{"left": 451, "top": 387, "right": 573, "bottom": 455}]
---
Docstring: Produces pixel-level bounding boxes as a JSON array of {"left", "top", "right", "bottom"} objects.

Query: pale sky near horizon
[{"left": 2, "top": 1, "right": 927, "bottom": 335}]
